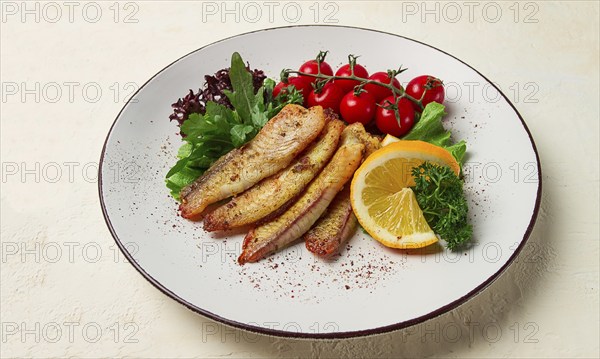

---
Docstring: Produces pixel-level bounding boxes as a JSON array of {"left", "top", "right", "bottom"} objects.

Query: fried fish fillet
[
  {"left": 305, "top": 126, "right": 381, "bottom": 257},
  {"left": 179, "top": 105, "right": 326, "bottom": 220},
  {"left": 204, "top": 117, "right": 345, "bottom": 231},
  {"left": 238, "top": 124, "right": 366, "bottom": 264},
  {"left": 304, "top": 186, "right": 357, "bottom": 258}
]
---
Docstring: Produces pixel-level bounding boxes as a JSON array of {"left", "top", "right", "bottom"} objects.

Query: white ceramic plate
[{"left": 99, "top": 26, "right": 541, "bottom": 338}]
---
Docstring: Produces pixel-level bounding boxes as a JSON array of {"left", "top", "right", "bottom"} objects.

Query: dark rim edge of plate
[{"left": 98, "top": 24, "right": 542, "bottom": 340}]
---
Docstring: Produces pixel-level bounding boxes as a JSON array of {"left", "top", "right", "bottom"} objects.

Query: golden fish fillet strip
[
  {"left": 305, "top": 126, "right": 381, "bottom": 257},
  {"left": 238, "top": 125, "right": 366, "bottom": 264},
  {"left": 179, "top": 105, "right": 326, "bottom": 220},
  {"left": 204, "top": 117, "right": 345, "bottom": 231},
  {"left": 304, "top": 186, "right": 356, "bottom": 257}
]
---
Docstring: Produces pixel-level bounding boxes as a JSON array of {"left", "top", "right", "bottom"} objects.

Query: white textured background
[{"left": 1, "top": 1, "right": 598, "bottom": 358}]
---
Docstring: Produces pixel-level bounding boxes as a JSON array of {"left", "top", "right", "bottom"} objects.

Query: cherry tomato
[
  {"left": 298, "top": 60, "right": 334, "bottom": 83},
  {"left": 340, "top": 91, "right": 376, "bottom": 125},
  {"left": 363, "top": 72, "right": 403, "bottom": 102},
  {"left": 306, "top": 82, "right": 345, "bottom": 113},
  {"left": 273, "top": 77, "right": 312, "bottom": 103},
  {"left": 375, "top": 96, "right": 415, "bottom": 137},
  {"left": 334, "top": 63, "right": 369, "bottom": 93},
  {"left": 273, "top": 82, "right": 286, "bottom": 98},
  {"left": 405, "top": 75, "right": 445, "bottom": 111}
]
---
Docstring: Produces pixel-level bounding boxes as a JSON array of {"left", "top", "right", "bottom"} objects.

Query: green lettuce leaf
[{"left": 403, "top": 102, "right": 467, "bottom": 164}]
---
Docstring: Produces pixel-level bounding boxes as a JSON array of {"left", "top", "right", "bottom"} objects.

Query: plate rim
[{"left": 98, "top": 24, "right": 542, "bottom": 339}]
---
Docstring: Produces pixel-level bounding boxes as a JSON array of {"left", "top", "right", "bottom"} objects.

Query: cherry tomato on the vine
[
  {"left": 273, "top": 77, "right": 312, "bottom": 103},
  {"left": 334, "top": 63, "right": 369, "bottom": 93},
  {"left": 298, "top": 60, "right": 334, "bottom": 83},
  {"left": 306, "top": 82, "right": 346, "bottom": 114},
  {"left": 405, "top": 75, "right": 445, "bottom": 111},
  {"left": 340, "top": 91, "right": 376, "bottom": 125},
  {"left": 363, "top": 72, "right": 403, "bottom": 102},
  {"left": 375, "top": 96, "right": 415, "bottom": 137}
]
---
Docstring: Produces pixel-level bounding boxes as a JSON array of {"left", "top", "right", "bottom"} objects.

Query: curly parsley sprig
[{"left": 411, "top": 162, "right": 473, "bottom": 250}]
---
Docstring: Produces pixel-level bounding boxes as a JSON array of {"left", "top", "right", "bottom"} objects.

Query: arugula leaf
[
  {"left": 182, "top": 105, "right": 235, "bottom": 139},
  {"left": 403, "top": 102, "right": 467, "bottom": 165},
  {"left": 165, "top": 52, "right": 303, "bottom": 200},
  {"left": 223, "top": 52, "right": 259, "bottom": 125},
  {"left": 262, "top": 78, "right": 277, "bottom": 103},
  {"left": 411, "top": 162, "right": 472, "bottom": 250}
]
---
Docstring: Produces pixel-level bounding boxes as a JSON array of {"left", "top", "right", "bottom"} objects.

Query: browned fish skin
[
  {"left": 179, "top": 105, "right": 326, "bottom": 220},
  {"left": 203, "top": 118, "right": 345, "bottom": 231},
  {"left": 304, "top": 186, "right": 357, "bottom": 257},
  {"left": 238, "top": 128, "right": 365, "bottom": 264},
  {"left": 305, "top": 125, "right": 381, "bottom": 257}
]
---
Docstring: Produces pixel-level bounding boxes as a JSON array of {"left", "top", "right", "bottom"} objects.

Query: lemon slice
[
  {"left": 381, "top": 134, "right": 400, "bottom": 147},
  {"left": 350, "top": 140, "right": 460, "bottom": 249}
]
